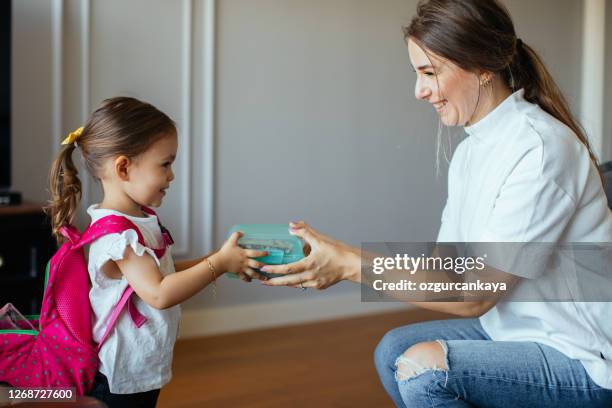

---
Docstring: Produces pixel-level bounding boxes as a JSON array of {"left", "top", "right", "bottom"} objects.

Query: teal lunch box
[{"left": 227, "top": 224, "right": 305, "bottom": 279}]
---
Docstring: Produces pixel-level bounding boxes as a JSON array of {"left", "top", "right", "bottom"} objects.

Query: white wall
[
  {"left": 580, "top": 0, "right": 607, "bottom": 161},
  {"left": 605, "top": 2, "right": 612, "bottom": 162},
  {"left": 12, "top": 0, "right": 588, "bottom": 337}
]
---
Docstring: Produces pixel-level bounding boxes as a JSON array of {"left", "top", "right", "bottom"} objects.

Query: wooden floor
[{"left": 158, "top": 309, "right": 451, "bottom": 408}]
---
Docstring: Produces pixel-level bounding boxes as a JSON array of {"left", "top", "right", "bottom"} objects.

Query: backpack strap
[
  {"left": 78, "top": 210, "right": 173, "bottom": 258},
  {"left": 96, "top": 285, "right": 146, "bottom": 352},
  {"left": 141, "top": 206, "right": 174, "bottom": 258},
  {"left": 76, "top": 215, "right": 146, "bottom": 250},
  {"left": 74, "top": 215, "right": 153, "bottom": 351},
  {"left": 71, "top": 211, "right": 174, "bottom": 351}
]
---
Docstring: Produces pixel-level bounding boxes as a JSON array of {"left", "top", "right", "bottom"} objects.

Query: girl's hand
[
  {"left": 215, "top": 231, "right": 269, "bottom": 282},
  {"left": 261, "top": 221, "right": 361, "bottom": 289}
]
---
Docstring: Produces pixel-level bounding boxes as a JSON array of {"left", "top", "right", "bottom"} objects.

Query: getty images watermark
[
  {"left": 360, "top": 242, "right": 612, "bottom": 302},
  {"left": 370, "top": 252, "right": 507, "bottom": 294}
]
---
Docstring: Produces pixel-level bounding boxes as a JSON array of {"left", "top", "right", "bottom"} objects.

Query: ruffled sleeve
[{"left": 89, "top": 229, "right": 161, "bottom": 285}]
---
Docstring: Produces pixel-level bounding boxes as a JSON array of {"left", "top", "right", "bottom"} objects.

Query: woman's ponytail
[
  {"left": 406, "top": 0, "right": 604, "bottom": 186},
  {"left": 45, "top": 144, "right": 82, "bottom": 243},
  {"left": 509, "top": 39, "right": 603, "bottom": 185}
]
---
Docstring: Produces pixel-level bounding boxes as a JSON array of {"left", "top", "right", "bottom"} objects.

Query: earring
[{"left": 480, "top": 76, "right": 492, "bottom": 87}]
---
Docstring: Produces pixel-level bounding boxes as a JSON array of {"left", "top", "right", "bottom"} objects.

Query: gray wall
[
  {"left": 605, "top": 4, "right": 612, "bottom": 162},
  {"left": 210, "top": 0, "right": 439, "bottom": 307},
  {"left": 202, "top": 0, "right": 584, "bottom": 308},
  {"left": 12, "top": 1, "right": 586, "bottom": 315},
  {"left": 508, "top": 0, "right": 583, "bottom": 112},
  {"left": 12, "top": 1, "right": 55, "bottom": 203}
]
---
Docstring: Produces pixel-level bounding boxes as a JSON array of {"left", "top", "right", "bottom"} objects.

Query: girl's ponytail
[
  {"left": 509, "top": 40, "right": 603, "bottom": 185},
  {"left": 45, "top": 143, "right": 82, "bottom": 243}
]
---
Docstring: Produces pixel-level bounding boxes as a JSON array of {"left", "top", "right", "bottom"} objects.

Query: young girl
[{"left": 45, "top": 97, "right": 267, "bottom": 407}]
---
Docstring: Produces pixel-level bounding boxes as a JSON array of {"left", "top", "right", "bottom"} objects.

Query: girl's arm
[
  {"left": 175, "top": 255, "right": 211, "bottom": 272},
  {"left": 115, "top": 232, "right": 266, "bottom": 309}
]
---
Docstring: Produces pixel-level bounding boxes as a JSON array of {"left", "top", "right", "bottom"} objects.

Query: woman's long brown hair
[{"left": 404, "top": 0, "right": 602, "bottom": 184}]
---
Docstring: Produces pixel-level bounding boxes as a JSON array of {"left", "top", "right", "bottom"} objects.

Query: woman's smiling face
[{"left": 407, "top": 38, "right": 481, "bottom": 127}]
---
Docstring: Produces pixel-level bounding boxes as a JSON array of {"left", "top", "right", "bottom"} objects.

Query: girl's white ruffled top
[{"left": 87, "top": 204, "right": 181, "bottom": 394}]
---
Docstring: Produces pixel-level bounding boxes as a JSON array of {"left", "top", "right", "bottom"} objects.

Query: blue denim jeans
[{"left": 374, "top": 318, "right": 612, "bottom": 407}]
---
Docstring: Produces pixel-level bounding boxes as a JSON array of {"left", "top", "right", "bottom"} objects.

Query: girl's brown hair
[
  {"left": 45, "top": 97, "right": 176, "bottom": 242},
  {"left": 404, "top": 0, "right": 602, "bottom": 183}
]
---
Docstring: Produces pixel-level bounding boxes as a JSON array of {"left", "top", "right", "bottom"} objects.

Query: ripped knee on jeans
[{"left": 394, "top": 340, "right": 449, "bottom": 382}]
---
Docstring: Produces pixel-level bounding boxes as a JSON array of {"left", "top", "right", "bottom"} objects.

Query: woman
[{"left": 261, "top": 0, "right": 612, "bottom": 406}]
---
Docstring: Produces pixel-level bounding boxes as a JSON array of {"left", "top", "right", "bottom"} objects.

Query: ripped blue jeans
[{"left": 374, "top": 318, "right": 612, "bottom": 407}]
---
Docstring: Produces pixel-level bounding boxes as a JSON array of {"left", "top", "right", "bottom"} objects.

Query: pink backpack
[{"left": 0, "top": 206, "right": 173, "bottom": 395}]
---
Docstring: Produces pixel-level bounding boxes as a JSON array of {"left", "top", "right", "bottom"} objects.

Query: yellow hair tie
[{"left": 61, "top": 126, "right": 84, "bottom": 146}]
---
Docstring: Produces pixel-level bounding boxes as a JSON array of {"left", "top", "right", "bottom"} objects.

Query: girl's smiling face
[
  {"left": 407, "top": 38, "right": 482, "bottom": 127},
  {"left": 124, "top": 132, "right": 178, "bottom": 208}
]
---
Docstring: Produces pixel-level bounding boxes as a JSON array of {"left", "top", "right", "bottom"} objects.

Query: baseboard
[{"left": 178, "top": 292, "right": 411, "bottom": 339}]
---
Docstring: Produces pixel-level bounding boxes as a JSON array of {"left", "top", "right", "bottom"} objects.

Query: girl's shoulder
[
  {"left": 86, "top": 203, "right": 159, "bottom": 225},
  {"left": 86, "top": 203, "right": 165, "bottom": 245},
  {"left": 86, "top": 203, "right": 165, "bottom": 265}
]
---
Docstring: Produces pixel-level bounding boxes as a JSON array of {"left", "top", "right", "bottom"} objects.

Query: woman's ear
[
  {"left": 479, "top": 71, "right": 493, "bottom": 87},
  {"left": 114, "top": 155, "right": 131, "bottom": 181}
]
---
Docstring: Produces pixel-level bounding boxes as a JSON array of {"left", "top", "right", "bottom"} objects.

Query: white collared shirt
[{"left": 437, "top": 89, "right": 612, "bottom": 389}]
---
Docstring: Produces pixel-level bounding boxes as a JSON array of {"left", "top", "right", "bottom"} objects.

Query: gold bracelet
[{"left": 206, "top": 257, "right": 217, "bottom": 299}]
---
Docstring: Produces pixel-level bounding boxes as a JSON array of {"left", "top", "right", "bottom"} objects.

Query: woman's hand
[
  {"left": 215, "top": 231, "right": 268, "bottom": 282},
  {"left": 261, "top": 221, "right": 361, "bottom": 289}
]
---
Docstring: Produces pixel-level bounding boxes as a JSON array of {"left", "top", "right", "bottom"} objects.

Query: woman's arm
[
  {"left": 407, "top": 300, "right": 498, "bottom": 317},
  {"left": 262, "top": 222, "right": 513, "bottom": 318}
]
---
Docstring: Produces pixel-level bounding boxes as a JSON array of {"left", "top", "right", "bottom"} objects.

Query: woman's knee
[
  {"left": 394, "top": 340, "right": 448, "bottom": 381},
  {"left": 396, "top": 367, "right": 449, "bottom": 407},
  {"left": 394, "top": 341, "right": 450, "bottom": 406},
  {"left": 374, "top": 325, "right": 421, "bottom": 372}
]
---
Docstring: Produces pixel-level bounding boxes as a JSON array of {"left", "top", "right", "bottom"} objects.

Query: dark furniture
[{"left": 0, "top": 203, "right": 56, "bottom": 314}]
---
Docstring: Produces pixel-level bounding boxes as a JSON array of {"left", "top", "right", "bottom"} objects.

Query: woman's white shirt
[
  {"left": 437, "top": 89, "right": 612, "bottom": 389},
  {"left": 87, "top": 204, "right": 181, "bottom": 394}
]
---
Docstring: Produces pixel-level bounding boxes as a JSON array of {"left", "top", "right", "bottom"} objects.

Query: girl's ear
[{"left": 114, "top": 155, "right": 131, "bottom": 181}]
